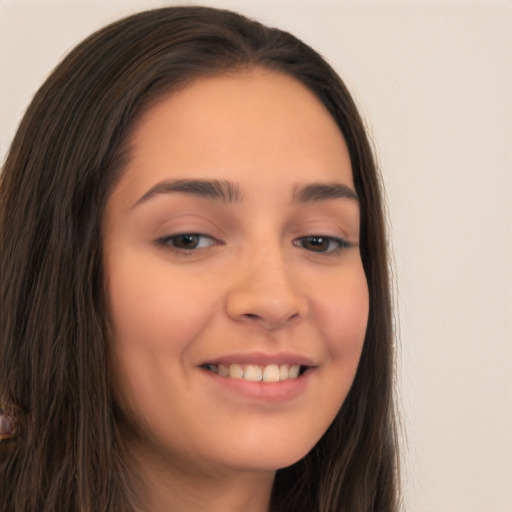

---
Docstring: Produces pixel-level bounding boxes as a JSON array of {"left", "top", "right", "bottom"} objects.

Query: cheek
[
  {"left": 106, "top": 261, "right": 217, "bottom": 424},
  {"left": 105, "top": 259, "right": 220, "bottom": 412},
  {"left": 107, "top": 258, "right": 215, "bottom": 354},
  {"left": 311, "top": 264, "right": 369, "bottom": 410},
  {"left": 318, "top": 266, "right": 369, "bottom": 356},
  {"left": 290, "top": 264, "right": 368, "bottom": 449}
]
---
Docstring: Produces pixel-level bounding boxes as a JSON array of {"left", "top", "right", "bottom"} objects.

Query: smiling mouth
[{"left": 201, "top": 363, "right": 309, "bottom": 383}]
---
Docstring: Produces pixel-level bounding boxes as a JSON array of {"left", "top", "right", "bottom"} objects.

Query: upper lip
[{"left": 200, "top": 352, "right": 316, "bottom": 367}]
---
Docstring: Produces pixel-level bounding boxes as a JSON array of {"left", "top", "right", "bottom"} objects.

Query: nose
[{"left": 225, "top": 247, "right": 309, "bottom": 330}]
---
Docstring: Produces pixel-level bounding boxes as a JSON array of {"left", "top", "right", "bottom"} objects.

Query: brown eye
[
  {"left": 173, "top": 234, "right": 201, "bottom": 249},
  {"left": 158, "top": 233, "right": 215, "bottom": 250},
  {"left": 301, "top": 236, "right": 330, "bottom": 252},
  {"left": 294, "top": 235, "right": 352, "bottom": 253}
]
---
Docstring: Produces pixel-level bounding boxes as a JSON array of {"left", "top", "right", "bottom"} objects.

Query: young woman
[{"left": 0, "top": 6, "right": 398, "bottom": 511}]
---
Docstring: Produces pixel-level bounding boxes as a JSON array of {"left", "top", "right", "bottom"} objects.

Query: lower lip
[{"left": 200, "top": 368, "right": 313, "bottom": 403}]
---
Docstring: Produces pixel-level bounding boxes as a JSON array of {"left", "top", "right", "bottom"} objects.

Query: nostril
[{"left": 244, "top": 313, "right": 260, "bottom": 320}]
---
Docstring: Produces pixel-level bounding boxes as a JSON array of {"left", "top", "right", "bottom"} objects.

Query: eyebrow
[
  {"left": 132, "top": 178, "right": 358, "bottom": 208},
  {"left": 292, "top": 182, "right": 359, "bottom": 203},
  {"left": 133, "top": 179, "right": 243, "bottom": 207}
]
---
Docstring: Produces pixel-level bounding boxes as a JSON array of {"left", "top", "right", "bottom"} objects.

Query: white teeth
[
  {"left": 279, "top": 364, "right": 289, "bottom": 380},
  {"left": 262, "top": 364, "right": 280, "bottom": 382},
  {"left": 288, "top": 364, "right": 300, "bottom": 379},
  {"left": 229, "top": 363, "right": 244, "bottom": 379},
  {"left": 205, "top": 362, "right": 304, "bottom": 381},
  {"left": 244, "top": 365, "right": 263, "bottom": 381}
]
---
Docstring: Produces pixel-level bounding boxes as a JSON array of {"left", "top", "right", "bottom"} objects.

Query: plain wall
[{"left": 1, "top": 1, "right": 511, "bottom": 510}]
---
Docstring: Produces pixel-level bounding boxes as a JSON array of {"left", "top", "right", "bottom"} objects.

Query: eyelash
[
  {"left": 292, "top": 235, "right": 354, "bottom": 254},
  {"left": 155, "top": 233, "right": 218, "bottom": 251},
  {"left": 155, "top": 233, "right": 355, "bottom": 255}
]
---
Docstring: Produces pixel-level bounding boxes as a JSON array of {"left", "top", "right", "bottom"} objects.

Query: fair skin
[{"left": 103, "top": 68, "right": 369, "bottom": 512}]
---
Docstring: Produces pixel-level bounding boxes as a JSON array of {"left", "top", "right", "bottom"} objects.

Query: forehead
[{"left": 113, "top": 68, "right": 353, "bottom": 206}]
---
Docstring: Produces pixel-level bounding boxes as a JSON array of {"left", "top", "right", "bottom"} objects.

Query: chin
[{"left": 211, "top": 437, "right": 317, "bottom": 473}]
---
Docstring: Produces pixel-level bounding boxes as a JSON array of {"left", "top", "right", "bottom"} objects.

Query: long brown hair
[{"left": 0, "top": 6, "right": 398, "bottom": 511}]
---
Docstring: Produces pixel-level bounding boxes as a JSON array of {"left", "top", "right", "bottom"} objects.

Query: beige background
[{"left": 1, "top": 1, "right": 511, "bottom": 510}]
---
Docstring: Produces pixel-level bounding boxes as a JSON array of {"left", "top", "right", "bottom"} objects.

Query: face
[{"left": 104, "top": 69, "right": 368, "bottom": 476}]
